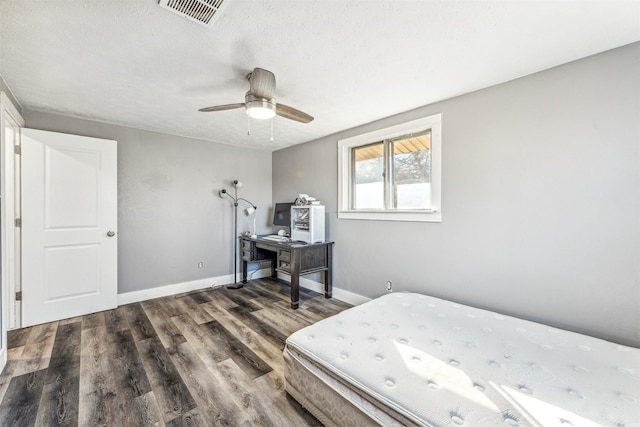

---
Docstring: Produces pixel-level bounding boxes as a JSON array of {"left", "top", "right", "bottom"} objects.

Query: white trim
[
  {"left": 254, "top": 269, "right": 371, "bottom": 305},
  {"left": 333, "top": 287, "right": 371, "bottom": 306},
  {"left": 0, "top": 92, "right": 25, "bottom": 127},
  {"left": 0, "top": 92, "right": 24, "bottom": 372},
  {"left": 337, "top": 114, "right": 442, "bottom": 222},
  {"left": 118, "top": 276, "right": 224, "bottom": 305},
  {"left": 118, "top": 269, "right": 370, "bottom": 307},
  {"left": 118, "top": 267, "right": 278, "bottom": 305},
  {"left": 337, "top": 209, "right": 441, "bottom": 222},
  {"left": 277, "top": 272, "right": 371, "bottom": 306}
]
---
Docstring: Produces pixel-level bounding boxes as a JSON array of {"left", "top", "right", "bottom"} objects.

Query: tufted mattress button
[
  {"left": 618, "top": 393, "right": 636, "bottom": 402},
  {"left": 450, "top": 413, "right": 464, "bottom": 425},
  {"left": 503, "top": 414, "right": 519, "bottom": 426},
  {"left": 518, "top": 385, "right": 533, "bottom": 394}
]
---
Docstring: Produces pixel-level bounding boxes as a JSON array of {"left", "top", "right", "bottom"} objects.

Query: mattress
[{"left": 284, "top": 292, "right": 640, "bottom": 426}]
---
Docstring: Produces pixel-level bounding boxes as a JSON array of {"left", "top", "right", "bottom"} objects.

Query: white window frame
[{"left": 338, "top": 114, "right": 441, "bottom": 222}]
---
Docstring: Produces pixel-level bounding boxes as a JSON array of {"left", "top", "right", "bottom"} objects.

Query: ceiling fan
[{"left": 198, "top": 68, "right": 314, "bottom": 123}]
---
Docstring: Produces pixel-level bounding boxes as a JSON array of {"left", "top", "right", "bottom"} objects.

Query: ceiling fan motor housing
[{"left": 245, "top": 93, "right": 276, "bottom": 119}]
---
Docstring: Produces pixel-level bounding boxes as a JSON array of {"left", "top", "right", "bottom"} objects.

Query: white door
[{"left": 21, "top": 129, "right": 117, "bottom": 327}]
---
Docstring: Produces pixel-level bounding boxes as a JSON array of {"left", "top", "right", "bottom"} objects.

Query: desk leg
[
  {"left": 270, "top": 259, "right": 277, "bottom": 278},
  {"left": 242, "top": 260, "right": 248, "bottom": 284},
  {"left": 290, "top": 251, "right": 300, "bottom": 309},
  {"left": 324, "top": 244, "right": 333, "bottom": 299}
]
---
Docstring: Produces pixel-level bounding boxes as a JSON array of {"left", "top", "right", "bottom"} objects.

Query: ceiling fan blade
[
  {"left": 198, "top": 103, "right": 245, "bottom": 112},
  {"left": 276, "top": 103, "right": 314, "bottom": 123},
  {"left": 249, "top": 68, "right": 276, "bottom": 99}
]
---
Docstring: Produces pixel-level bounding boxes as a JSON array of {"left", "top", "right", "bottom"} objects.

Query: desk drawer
[
  {"left": 278, "top": 249, "right": 290, "bottom": 262},
  {"left": 277, "top": 248, "right": 291, "bottom": 273},
  {"left": 242, "top": 240, "right": 254, "bottom": 261}
]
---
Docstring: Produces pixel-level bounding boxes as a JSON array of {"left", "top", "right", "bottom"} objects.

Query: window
[{"left": 338, "top": 114, "right": 441, "bottom": 222}]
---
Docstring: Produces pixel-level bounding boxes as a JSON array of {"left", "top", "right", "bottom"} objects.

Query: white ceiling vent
[{"left": 158, "top": 0, "right": 228, "bottom": 27}]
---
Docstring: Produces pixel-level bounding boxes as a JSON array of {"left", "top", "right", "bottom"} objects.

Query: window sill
[{"left": 338, "top": 210, "right": 442, "bottom": 223}]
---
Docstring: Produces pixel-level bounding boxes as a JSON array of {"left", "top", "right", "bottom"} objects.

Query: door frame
[{"left": 1, "top": 91, "right": 24, "bottom": 371}]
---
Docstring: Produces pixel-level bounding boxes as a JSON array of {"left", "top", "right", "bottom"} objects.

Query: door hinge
[
  {"left": 14, "top": 218, "right": 21, "bottom": 227},
  {"left": 15, "top": 291, "right": 22, "bottom": 301},
  {"left": 14, "top": 145, "right": 21, "bottom": 155}
]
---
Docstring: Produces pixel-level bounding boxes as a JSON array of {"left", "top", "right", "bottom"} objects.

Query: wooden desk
[{"left": 240, "top": 236, "right": 334, "bottom": 309}]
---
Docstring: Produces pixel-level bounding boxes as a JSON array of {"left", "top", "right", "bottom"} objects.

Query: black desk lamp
[{"left": 219, "top": 180, "right": 257, "bottom": 289}]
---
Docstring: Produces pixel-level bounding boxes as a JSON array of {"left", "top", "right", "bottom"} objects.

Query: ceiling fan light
[{"left": 246, "top": 99, "right": 276, "bottom": 120}]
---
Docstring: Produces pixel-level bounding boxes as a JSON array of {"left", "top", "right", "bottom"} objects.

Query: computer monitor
[{"left": 273, "top": 202, "right": 294, "bottom": 227}]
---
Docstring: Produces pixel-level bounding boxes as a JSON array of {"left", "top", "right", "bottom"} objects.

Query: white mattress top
[{"left": 286, "top": 292, "right": 640, "bottom": 426}]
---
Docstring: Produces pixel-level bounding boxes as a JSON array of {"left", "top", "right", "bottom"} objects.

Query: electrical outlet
[
  {"left": 198, "top": 262, "right": 204, "bottom": 268},
  {"left": 386, "top": 281, "right": 393, "bottom": 292}
]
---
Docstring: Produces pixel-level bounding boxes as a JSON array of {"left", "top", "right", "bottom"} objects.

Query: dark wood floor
[{"left": 0, "top": 278, "right": 352, "bottom": 426}]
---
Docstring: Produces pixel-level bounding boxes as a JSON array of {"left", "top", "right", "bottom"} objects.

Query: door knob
[{"left": 107, "top": 231, "right": 116, "bottom": 237}]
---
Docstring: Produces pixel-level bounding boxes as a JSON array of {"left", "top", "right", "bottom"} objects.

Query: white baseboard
[
  {"left": 248, "top": 269, "right": 370, "bottom": 306},
  {"left": 276, "top": 273, "right": 371, "bottom": 306},
  {"left": 117, "top": 269, "right": 371, "bottom": 307},
  {"left": 117, "top": 275, "right": 228, "bottom": 305}
]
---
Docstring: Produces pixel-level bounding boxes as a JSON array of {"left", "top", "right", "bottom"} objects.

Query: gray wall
[
  {"left": 23, "top": 111, "right": 272, "bottom": 294},
  {"left": 273, "top": 43, "right": 640, "bottom": 347}
]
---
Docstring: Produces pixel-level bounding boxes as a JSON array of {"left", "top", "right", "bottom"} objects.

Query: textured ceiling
[{"left": 1, "top": 0, "right": 639, "bottom": 151}]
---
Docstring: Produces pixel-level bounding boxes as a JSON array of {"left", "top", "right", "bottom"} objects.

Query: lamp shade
[{"left": 245, "top": 206, "right": 256, "bottom": 216}]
